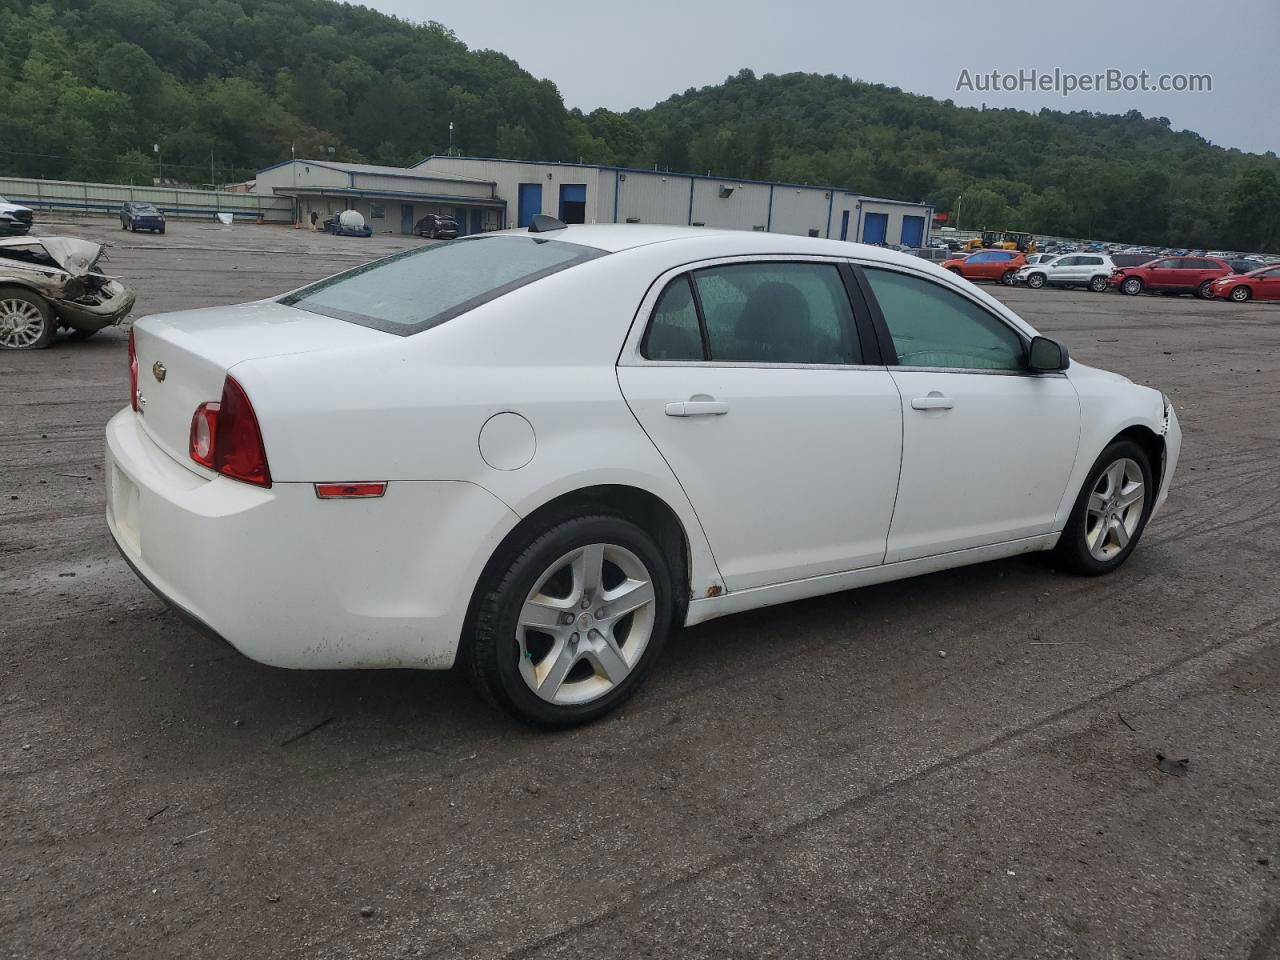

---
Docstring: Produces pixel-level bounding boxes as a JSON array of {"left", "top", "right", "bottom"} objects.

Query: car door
[
  {"left": 1146, "top": 258, "right": 1182, "bottom": 289},
  {"left": 855, "top": 264, "right": 1081, "bottom": 563},
  {"left": 617, "top": 258, "right": 904, "bottom": 591},
  {"left": 1050, "top": 255, "right": 1082, "bottom": 284},
  {"left": 1257, "top": 268, "right": 1280, "bottom": 300}
]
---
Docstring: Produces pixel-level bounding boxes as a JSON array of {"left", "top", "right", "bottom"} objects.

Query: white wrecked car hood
[{"left": 0, "top": 236, "right": 104, "bottom": 276}]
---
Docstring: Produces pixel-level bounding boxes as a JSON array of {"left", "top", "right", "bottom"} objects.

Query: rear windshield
[{"left": 281, "top": 234, "right": 606, "bottom": 335}]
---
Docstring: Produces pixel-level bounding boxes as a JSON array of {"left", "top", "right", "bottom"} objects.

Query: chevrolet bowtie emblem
[{"left": 152, "top": 361, "right": 166, "bottom": 383}]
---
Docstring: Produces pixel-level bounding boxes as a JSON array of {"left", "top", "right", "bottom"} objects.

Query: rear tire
[
  {"left": 1054, "top": 440, "right": 1154, "bottom": 576},
  {"left": 465, "top": 514, "right": 673, "bottom": 727},
  {"left": 1089, "top": 275, "right": 1109, "bottom": 292},
  {"left": 1197, "top": 281, "right": 1216, "bottom": 300},
  {"left": 1000, "top": 269, "right": 1017, "bottom": 286}
]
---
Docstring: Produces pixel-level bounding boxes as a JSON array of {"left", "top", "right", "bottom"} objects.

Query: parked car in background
[
  {"left": 0, "top": 196, "right": 34, "bottom": 236},
  {"left": 414, "top": 213, "right": 459, "bottom": 240},
  {"left": 909, "top": 247, "right": 952, "bottom": 264},
  {"left": 1018, "top": 254, "right": 1116, "bottom": 292},
  {"left": 0, "top": 236, "right": 136, "bottom": 349},
  {"left": 1022, "top": 254, "right": 1057, "bottom": 267},
  {"left": 1109, "top": 256, "right": 1234, "bottom": 298},
  {"left": 120, "top": 202, "right": 166, "bottom": 234},
  {"left": 1209, "top": 264, "right": 1280, "bottom": 303},
  {"left": 942, "top": 249, "right": 1026, "bottom": 285},
  {"left": 1227, "top": 258, "right": 1262, "bottom": 276},
  {"left": 106, "top": 221, "right": 1180, "bottom": 726}
]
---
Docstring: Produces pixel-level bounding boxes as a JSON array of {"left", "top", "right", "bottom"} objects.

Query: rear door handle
[
  {"left": 665, "top": 399, "right": 729, "bottom": 417},
  {"left": 910, "top": 392, "right": 954, "bottom": 411}
]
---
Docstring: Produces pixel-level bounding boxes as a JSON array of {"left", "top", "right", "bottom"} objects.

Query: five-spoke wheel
[
  {"left": 1055, "top": 440, "right": 1154, "bottom": 575},
  {"left": 467, "top": 514, "right": 672, "bottom": 726}
]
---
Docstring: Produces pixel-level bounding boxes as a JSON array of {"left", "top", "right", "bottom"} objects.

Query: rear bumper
[
  {"left": 105, "top": 409, "right": 519, "bottom": 669},
  {"left": 55, "top": 284, "right": 136, "bottom": 331}
]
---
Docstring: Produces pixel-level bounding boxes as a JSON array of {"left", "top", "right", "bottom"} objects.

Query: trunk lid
[{"left": 131, "top": 299, "right": 389, "bottom": 470}]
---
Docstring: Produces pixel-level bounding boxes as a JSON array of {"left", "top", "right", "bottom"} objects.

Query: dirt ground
[{"left": 2, "top": 219, "right": 1278, "bottom": 960}]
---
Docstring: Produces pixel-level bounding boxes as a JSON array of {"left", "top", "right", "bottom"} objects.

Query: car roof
[{"left": 490, "top": 223, "right": 932, "bottom": 270}]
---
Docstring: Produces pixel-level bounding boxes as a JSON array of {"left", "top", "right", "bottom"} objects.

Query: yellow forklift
[{"left": 964, "top": 228, "right": 1037, "bottom": 255}]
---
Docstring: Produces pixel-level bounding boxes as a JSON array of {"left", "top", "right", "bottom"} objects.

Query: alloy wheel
[
  {"left": 0, "top": 298, "right": 48, "bottom": 349},
  {"left": 1090, "top": 276, "right": 1108, "bottom": 292},
  {"left": 1122, "top": 278, "right": 1142, "bottom": 295},
  {"left": 1028, "top": 273, "right": 1045, "bottom": 288},
  {"left": 516, "top": 542, "right": 657, "bottom": 705},
  {"left": 1231, "top": 286, "right": 1250, "bottom": 302},
  {"left": 1085, "top": 458, "right": 1146, "bottom": 561}
]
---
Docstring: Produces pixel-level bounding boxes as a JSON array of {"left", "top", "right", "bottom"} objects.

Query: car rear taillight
[
  {"left": 128, "top": 327, "right": 138, "bottom": 411},
  {"left": 187, "top": 376, "right": 271, "bottom": 487}
]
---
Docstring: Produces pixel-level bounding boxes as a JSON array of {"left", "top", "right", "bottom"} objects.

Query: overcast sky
[{"left": 366, "top": 0, "right": 1277, "bottom": 156}]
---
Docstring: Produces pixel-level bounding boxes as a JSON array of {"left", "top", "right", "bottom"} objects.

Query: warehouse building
[
  {"left": 254, "top": 155, "right": 932, "bottom": 246},
  {"left": 252, "top": 159, "right": 506, "bottom": 235}
]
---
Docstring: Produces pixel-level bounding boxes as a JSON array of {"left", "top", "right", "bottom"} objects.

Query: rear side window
[
  {"left": 642, "top": 277, "right": 704, "bottom": 361},
  {"left": 640, "top": 261, "right": 862, "bottom": 365},
  {"left": 863, "top": 268, "right": 1024, "bottom": 371},
  {"left": 693, "top": 262, "right": 861, "bottom": 364},
  {"left": 282, "top": 235, "right": 606, "bottom": 335}
]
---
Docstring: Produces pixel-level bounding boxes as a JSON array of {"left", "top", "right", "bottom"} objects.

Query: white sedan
[{"left": 106, "top": 220, "right": 1181, "bottom": 726}]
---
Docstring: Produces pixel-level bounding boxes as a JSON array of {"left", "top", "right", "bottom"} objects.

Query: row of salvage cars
[{"left": 0, "top": 236, "right": 136, "bottom": 349}]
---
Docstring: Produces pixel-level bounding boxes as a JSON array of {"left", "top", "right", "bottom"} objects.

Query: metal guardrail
[{"left": 0, "top": 177, "right": 295, "bottom": 223}]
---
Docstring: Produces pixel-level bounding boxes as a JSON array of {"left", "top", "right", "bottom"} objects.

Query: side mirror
[{"left": 1027, "top": 335, "right": 1069, "bottom": 372}]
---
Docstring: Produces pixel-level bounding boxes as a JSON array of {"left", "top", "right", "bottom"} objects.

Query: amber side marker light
[{"left": 315, "top": 483, "right": 387, "bottom": 499}]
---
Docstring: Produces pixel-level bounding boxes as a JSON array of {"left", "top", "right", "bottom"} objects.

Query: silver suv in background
[{"left": 1018, "top": 253, "right": 1116, "bottom": 292}]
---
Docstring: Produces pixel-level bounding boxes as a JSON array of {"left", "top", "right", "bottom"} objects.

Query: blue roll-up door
[
  {"left": 455, "top": 208, "right": 468, "bottom": 236},
  {"left": 901, "top": 215, "right": 925, "bottom": 247},
  {"left": 517, "top": 184, "right": 542, "bottom": 228},
  {"left": 470, "top": 209, "right": 483, "bottom": 234},
  {"left": 558, "top": 183, "right": 587, "bottom": 223},
  {"left": 863, "top": 212, "right": 888, "bottom": 245}
]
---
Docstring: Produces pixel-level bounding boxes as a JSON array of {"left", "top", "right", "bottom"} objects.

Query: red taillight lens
[
  {"left": 188, "top": 377, "right": 271, "bottom": 487},
  {"left": 189, "top": 402, "right": 219, "bottom": 468},
  {"left": 213, "top": 376, "right": 271, "bottom": 487},
  {"left": 128, "top": 327, "right": 138, "bottom": 411}
]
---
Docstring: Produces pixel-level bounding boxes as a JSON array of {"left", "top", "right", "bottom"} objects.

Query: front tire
[
  {"left": 465, "top": 514, "right": 673, "bottom": 727},
  {"left": 1230, "top": 285, "right": 1251, "bottom": 303},
  {"left": 0, "top": 289, "right": 55, "bottom": 350},
  {"left": 1054, "top": 440, "right": 1153, "bottom": 576},
  {"left": 1027, "top": 272, "right": 1046, "bottom": 289},
  {"left": 1121, "top": 277, "right": 1144, "bottom": 296}
]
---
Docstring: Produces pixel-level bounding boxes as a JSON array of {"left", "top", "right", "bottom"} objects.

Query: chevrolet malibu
[{"left": 106, "top": 220, "right": 1181, "bottom": 726}]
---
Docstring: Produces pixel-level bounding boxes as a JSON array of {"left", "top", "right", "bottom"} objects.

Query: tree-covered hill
[{"left": 2, "top": 0, "right": 1278, "bottom": 251}]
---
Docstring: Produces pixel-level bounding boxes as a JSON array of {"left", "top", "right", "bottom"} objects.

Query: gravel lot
[{"left": 3, "top": 219, "right": 1278, "bottom": 960}]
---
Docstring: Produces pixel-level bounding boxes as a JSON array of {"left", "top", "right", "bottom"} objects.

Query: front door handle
[
  {"left": 910, "top": 392, "right": 954, "bottom": 411},
  {"left": 665, "top": 398, "right": 729, "bottom": 417}
]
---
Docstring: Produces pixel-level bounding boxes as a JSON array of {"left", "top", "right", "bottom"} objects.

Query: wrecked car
[
  {"left": 0, "top": 237, "right": 136, "bottom": 349},
  {"left": 0, "top": 195, "right": 34, "bottom": 236}
]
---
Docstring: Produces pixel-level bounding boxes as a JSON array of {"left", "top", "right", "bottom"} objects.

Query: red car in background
[
  {"left": 1109, "top": 256, "right": 1234, "bottom": 299},
  {"left": 1208, "top": 264, "right": 1280, "bottom": 303},
  {"left": 941, "top": 249, "right": 1027, "bottom": 285}
]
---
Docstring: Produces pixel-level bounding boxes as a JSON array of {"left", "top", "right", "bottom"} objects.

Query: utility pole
[
  {"left": 448, "top": 121, "right": 454, "bottom": 156},
  {"left": 210, "top": 150, "right": 215, "bottom": 189},
  {"left": 154, "top": 143, "right": 161, "bottom": 185}
]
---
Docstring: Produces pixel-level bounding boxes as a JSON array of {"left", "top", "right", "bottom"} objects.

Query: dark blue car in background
[{"left": 120, "top": 202, "right": 166, "bottom": 234}]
